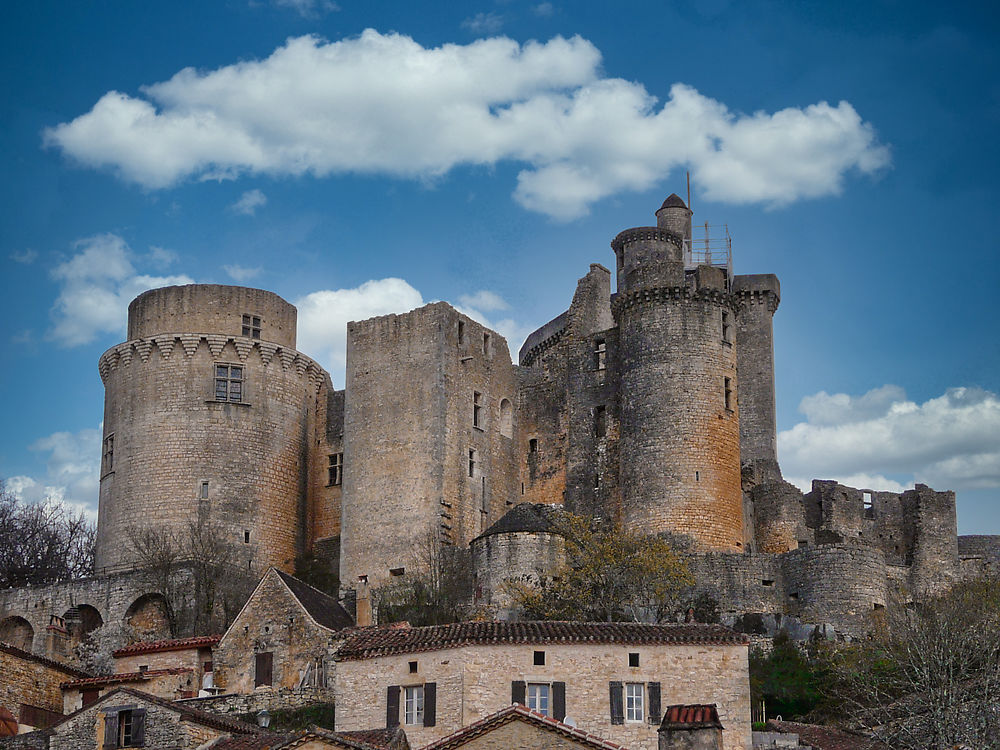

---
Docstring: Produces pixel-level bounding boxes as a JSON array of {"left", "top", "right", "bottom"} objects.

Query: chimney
[{"left": 356, "top": 576, "right": 372, "bottom": 627}]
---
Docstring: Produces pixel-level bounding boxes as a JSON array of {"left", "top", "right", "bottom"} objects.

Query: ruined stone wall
[
  {"left": 958, "top": 535, "right": 1000, "bottom": 578},
  {"left": 516, "top": 367, "right": 567, "bottom": 506},
  {"left": 732, "top": 275, "right": 779, "bottom": 478},
  {"left": 334, "top": 642, "right": 750, "bottom": 750},
  {"left": 177, "top": 686, "right": 336, "bottom": 716},
  {"left": 308, "top": 383, "right": 343, "bottom": 550},
  {"left": 751, "top": 481, "right": 811, "bottom": 554},
  {"left": 340, "top": 303, "right": 517, "bottom": 589},
  {"left": 96, "top": 285, "right": 330, "bottom": 577}
]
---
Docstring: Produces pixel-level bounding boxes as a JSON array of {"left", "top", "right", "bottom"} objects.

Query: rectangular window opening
[
  {"left": 625, "top": 683, "right": 644, "bottom": 723},
  {"left": 409, "top": 660, "right": 418, "bottom": 674},
  {"left": 594, "top": 405, "right": 607, "bottom": 438},
  {"left": 628, "top": 652, "right": 639, "bottom": 668},
  {"left": 762, "top": 579, "right": 774, "bottom": 587},
  {"left": 404, "top": 685, "right": 424, "bottom": 726},
  {"left": 328, "top": 453, "right": 343, "bottom": 486},
  {"left": 473, "top": 391, "right": 483, "bottom": 429},
  {"left": 215, "top": 364, "right": 244, "bottom": 403},
  {"left": 533, "top": 650, "right": 545, "bottom": 666},
  {"left": 242, "top": 314, "right": 262, "bottom": 339},
  {"left": 482, "top": 332, "right": 491, "bottom": 356},
  {"left": 724, "top": 377, "right": 733, "bottom": 411},
  {"left": 102, "top": 434, "right": 115, "bottom": 474},
  {"left": 468, "top": 449, "right": 478, "bottom": 478},
  {"left": 200, "top": 481, "right": 209, "bottom": 499},
  {"left": 722, "top": 311, "right": 731, "bottom": 343},
  {"left": 457, "top": 321, "right": 465, "bottom": 346},
  {"left": 527, "top": 683, "right": 550, "bottom": 716},
  {"left": 529, "top": 438, "right": 538, "bottom": 453},
  {"left": 594, "top": 339, "right": 607, "bottom": 371},
  {"left": 389, "top": 567, "right": 405, "bottom": 577},
  {"left": 243, "top": 530, "right": 250, "bottom": 544},
  {"left": 481, "top": 476, "right": 487, "bottom": 512}
]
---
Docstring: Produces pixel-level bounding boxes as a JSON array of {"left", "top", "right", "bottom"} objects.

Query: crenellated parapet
[
  {"left": 733, "top": 287, "right": 779, "bottom": 315},
  {"left": 611, "top": 284, "right": 740, "bottom": 316},
  {"left": 98, "top": 335, "right": 328, "bottom": 391}
]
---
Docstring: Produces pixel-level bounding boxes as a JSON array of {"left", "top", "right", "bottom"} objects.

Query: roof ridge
[{"left": 0, "top": 639, "right": 92, "bottom": 678}]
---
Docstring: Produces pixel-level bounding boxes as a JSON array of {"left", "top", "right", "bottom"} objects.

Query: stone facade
[{"left": 0, "top": 643, "right": 87, "bottom": 732}]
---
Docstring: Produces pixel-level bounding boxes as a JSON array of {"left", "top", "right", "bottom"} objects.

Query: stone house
[
  {"left": 333, "top": 621, "right": 750, "bottom": 750},
  {"left": 46, "top": 686, "right": 260, "bottom": 749},
  {"left": 0, "top": 641, "right": 88, "bottom": 733},
  {"left": 213, "top": 568, "right": 354, "bottom": 694},
  {"left": 111, "top": 635, "right": 220, "bottom": 685}
]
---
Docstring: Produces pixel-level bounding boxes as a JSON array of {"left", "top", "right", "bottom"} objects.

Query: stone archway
[
  {"left": 124, "top": 593, "right": 172, "bottom": 640},
  {"left": 0, "top": 616, "right": 34, "bottom": 651},
  {"left": 64, "top": 604, "right": 104, "bottom": 641}
]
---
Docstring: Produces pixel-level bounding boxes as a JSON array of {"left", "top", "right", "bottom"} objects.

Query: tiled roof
[
  {"left": 659, "top": 704, "right": 722, "bottom": 730},
  {"left": 210, "top": 732, "right": 300, "bottom": 749},
  {"left": 766, "top": 720, "right": 892, "bottom": 750},
  {"left": 275, "top": 570, "right": 355, "bottom": 632},
  {"left": 337, "top": 620, "right": 748, "bottom": 660},
  {"left": 112, "top": 634, "right": 221, "bottom": 657},
  {"left": 0, "top": 640, "right": 91, "bottom": 678},
  {"left": 333, "top": 726, "right": 410, "bottom": 749},
  {"left": 421, "top": 704, "right": 626, "bottom": 750},
  {"left": 61, "top": 667, "right": 193, "bottom": 689}
]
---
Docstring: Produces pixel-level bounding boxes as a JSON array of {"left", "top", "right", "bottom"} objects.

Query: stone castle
[{"left": 3, "top": 194, "right": 997, "bottom": 655}]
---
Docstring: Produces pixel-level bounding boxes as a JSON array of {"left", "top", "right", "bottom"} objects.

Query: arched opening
[
  {"left": 499, "top": 398, "right": 513, "bottom": 439},
  {"left": 124, "top": 593, "right": 172, "bottom": 640},
  {"left": 64, "top": 604, "right": 104, "bottom": 641},
  {"left": 0, "top": 616, "right": 34, "bottom": 651}
]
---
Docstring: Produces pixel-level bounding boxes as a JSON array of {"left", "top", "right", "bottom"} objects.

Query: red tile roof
[
  {"left": 0, "top": 640, "right": 91, "bottom": 678},
  {"left": 60, "top": 667, "right": 193, "bottom": 689},
  {"left": 421, "top": 704, "right": 626, "bottom": 750},
  {"left": 336, "top": 621, "right": 748, "bottom": 660},
  {"left": 112, "top": 634, "right": 221, "bottom": 657},
  {"left": 766, "top": 720, "right": 892, "bottom": 750},
  {"left": 333, "top": 726, "right": 410, "bottom": 749},
  {"left": 660, "top": 704, "right": 723, "bottom": 730},
  {"left": 210, "top": 733, "right": 300, "bottom": 749}
]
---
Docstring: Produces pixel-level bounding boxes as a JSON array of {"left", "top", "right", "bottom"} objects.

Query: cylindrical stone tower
[
  {"left": 611, "top": 196, "right": 743, "bottom": 551},
  {"left": 95, "top": 284, "right": 329, "bottom": 576}
]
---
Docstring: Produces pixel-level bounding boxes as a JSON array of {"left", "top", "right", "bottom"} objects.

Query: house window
[
  {"left": 628, "top": 652, "right": 639, "bottom": 668},
  {"left": 533, "top": 650, "right": 545, "bottom": 666},
  {"left": 473, "top": 392, "right": 483, "bottom": 429},
  {"left": 404, "top": 685, "right": 424, "bottom": 725},
  {"left": 328, "top": 453, "right": 343, "bottom": 486},
  {"left": 255, "top": 652, "right": 273, "bottom": 687},
  {"left": 118, "top": 709, "right": 135, "bottom": 746},
  {"left": 724, "top": 377, "right": 733, "bottom": 411},
  {"left": 594, "top": 339, "right": 607, "bottom": 370},
  {"left": 408, "top": 661, "right": 418, "bottom": 674},
  {"left": 722, "top": 311, "right": 731, "bottom": 343},
  {"left": 527, "top": 683, "right": 550, "bottom": 716},
  {"left": 594, "top": 405, "right": 607, "bottom": 438},
  {"left": 102, "top": 434, "right": 114, "bottom": 474},
  {"left": 215, "top": 364, "right": 243, "bottom": 402},
  {"left": 625, "top": 683, "right": 644, "bottom": 722},
  {"left": 242, "top": 314, "right": 261, "bottom": 339},
  {"left": 468, "top": 449, "right": 478, "bottom": 478},
  {"left": 390, "top": 567, "right": 405, "bottom": 577}
]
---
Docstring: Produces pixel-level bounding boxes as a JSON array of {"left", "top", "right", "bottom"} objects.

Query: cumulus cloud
[
  {"left": 458, "top": 290, "right": 510, "bottom": 312},
  {"left": 44, "top": 30, "right": 889, "bottom": 219},
  {"left": 7, "top": 425, "right": 102, "bottom": 521},
  {"left": 230, "top": 188, "right": 267, "bottom": 215},
  {"left": 10, "top": 249, "right": 38, "bottom": 264},
  {"left": 778, "top": 385, "right": 1000, "bottom": 492},
  {"left": 462, "top": 13, "right": 505, "bottom": 34},
  {"left": 295, "top": 278, "right": 426, "bottom": 381},
  {"left": 47, "top": 233, "right": 193, "bottom": 347},
  {"left": 147, "top": 245, "right": 179, "bottom": 269},
  {"left": 224, "top": 263, "right": 263, "bottom": 282}
]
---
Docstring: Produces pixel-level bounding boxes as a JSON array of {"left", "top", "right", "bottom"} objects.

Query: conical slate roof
[
  {"left": 477, "top": 502, "right": 563, "bottom": 538},
  {"left": 659, "top": 193, "right": 687, "bottom": 210}
]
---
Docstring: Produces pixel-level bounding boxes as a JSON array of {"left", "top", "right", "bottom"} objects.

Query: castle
[{"left": 2, "top": 194, "right": 997, "bottom": 656}]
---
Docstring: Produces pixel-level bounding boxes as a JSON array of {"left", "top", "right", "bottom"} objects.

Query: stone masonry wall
[
  {"left": 470, "top": 531, "right": 565, "bottom": 613},
  {"left": 334, "top": 642, "right": 750, "bottom": 750},
  {"left": 0, "top": 647, "right": 81, "bottom": 727},
  {"left": 177, "top": 686, "right": 336, "bottom": 717}
]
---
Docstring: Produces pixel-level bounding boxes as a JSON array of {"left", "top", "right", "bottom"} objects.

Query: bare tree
[
  {"left": 826, "top": 577, "right": 1000, "bottom": 749},
  {"left": 0, "top": 479, "right": 95, "bottom": 588}
]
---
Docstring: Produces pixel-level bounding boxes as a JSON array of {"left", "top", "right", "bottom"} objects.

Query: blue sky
[{"left": 1, "top": 0, "right": 998, "bottom": 534}]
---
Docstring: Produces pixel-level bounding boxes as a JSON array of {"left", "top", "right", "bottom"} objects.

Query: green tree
[
  {"left": 508, "top": 513, "right": 694, "bottom": 623},
  {"left": 749, "top": 630, "right": 826, "bottom": 719}
]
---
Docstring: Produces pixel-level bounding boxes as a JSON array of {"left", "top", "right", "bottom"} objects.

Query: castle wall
[
  {"left": 340, "top": 303, "right": 517, "bottom": 589},
  {"left": 516, "top": 368, "right": 567, "bottom": 507},
  {"left": 471, "top": 531, "right": 565, "bottom": 613}
]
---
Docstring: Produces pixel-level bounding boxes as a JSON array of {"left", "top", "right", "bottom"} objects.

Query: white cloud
[
  {"left": 451, "top": 291, "right": 535, "bottom": 355},
  {"left": 147, "top": 245, "right": 179, "bottom": 269},
  {"left": 462, "top": 13, "right": 505, "bottom": 34},
  {"left": 778, "top": 385, "right": 1000, "bottom": 492},
  {"left": 458, "top": 290, "right": 509, "bottom": 312},
  {"left": 295, "top": 278, "right": 425, "bottom": 382},
  {"left": 272, "top": 0, "right": 339, "bottom": 17},
  {"left": 44, "top": 30, "right": 889, "bottom": 219},
  {"left": 533, "top": 3, "right": 555, "bottom": 17},
  {"left": 230, "top": 188, "right": 268, "bottom": 215},
  {"left": 47, "top": 233, "right": 193, "bottom": 347},
  {"left": 784, "top": 473, "right": 909, "bottom": 495},
  {"left": 7, "top": 425, "right": 103, "bottom": 522},
  {"left": 223, "top": 263, "right": 263, "bottom": 282},
  {"left": 10, "top": 249, "right": 38, "bottom": 264}
]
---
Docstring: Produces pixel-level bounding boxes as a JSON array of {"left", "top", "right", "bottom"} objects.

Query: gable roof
[
  {"left": 333, "top": 727, "right": 410, "bottom": 750},
  {"left": 765, "top": 720, "right": 892, "bottom": 750},
  {"left": 422, "top": 704, "right": 626, "bottom": 750},
  {"left": 48, "top": 687, "right": 260, "bottom": 736},
  {"left": 0, "top": 640, "right": 91, "bottom": 679},
  {"left": 113, "top": 634, "right": 221, "bottom": 658},
  {"left": 337, "top": 621, "right": 748, "bottom": 660},
  {"left": 274, "top": 569, "right": 355, "bottom": 631}
]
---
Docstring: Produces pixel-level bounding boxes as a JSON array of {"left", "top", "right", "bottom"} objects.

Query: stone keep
[{"left": 95, "top": 284, "right": 339, "bottom": 576}]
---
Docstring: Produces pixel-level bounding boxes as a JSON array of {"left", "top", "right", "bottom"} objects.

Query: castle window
[
  {"left": 200, "top": 481, "right": 209, "bottom": 499},
  {"left": 594, "top": 339, "right": 607, "bottom": 371},
  {"left": 390, "top": 567, "right": 405, "bottom": 577},
  {"left": 328, "top": 453, "right": 343, "bottom": 486},
  {"left": 458, "top": 320, "right": 465, "bottom": 346},
  {"left": 473, "top": 392, "right": 483, "bottom": 429},
  {"left": 481, "top": 477, "right": 487, "bottom": 512},
  {"left": 594, "top": 405, "right": 607, "bottom": 438},
  {"left": 762, "top": 579, "right": 774, "bottom": 587},
  {"left": 102, "top": 434, "right": 114, "bottom": 474},
  {"left": 625, "top": 683, "right": 644, "bottom": 722},
  {"left": 499, "top": 398, "right": 513, "bottom": 438},
  {"left": 529, "top": 438, "right": 538, "bottom": 453},
  {"left": 242, "top": 314, "right": 261, "bottom": 339},
  {"left": 483, "top": 332, "right": 491, "bottom": 357},
  {"left": 215, "top": 364, "right": 243, "bottom": 402},
  {"left": 722, "top": 311, "right": 731, "bottom": 343},
  {"left": 724, "top": 377, "right": 733, "bottom": 411},
  {"left": 244, "top": 530, "right": 250, "bottom": 543},
  {"left": 468, "top": 449, "right": 478, "bottom": 478}
]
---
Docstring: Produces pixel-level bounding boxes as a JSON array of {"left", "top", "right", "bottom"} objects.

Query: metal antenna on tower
[{"left": 686, "top": 171, "right": 691, "bottom": 210}]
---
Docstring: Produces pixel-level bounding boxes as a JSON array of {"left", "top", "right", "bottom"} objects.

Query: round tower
[
  {"left": 95, "top": 284, "right": 329, "bottom": 576},
  {"left": 611, "top": 196, "right": 743, "bottom": 551}
]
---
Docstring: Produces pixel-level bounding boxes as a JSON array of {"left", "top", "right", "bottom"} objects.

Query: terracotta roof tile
[
  {"left": 766, "top": 720, "right": 892, "bottom": 750},
  {"left": 333, "top": 726, "right": 410, "bottom": 749},
  {"left": 0, "top": 640, "right": 91, "bottom": 679},
  {"left": 336, "top": 621, "right": 748, "bottom": 660},
  {"left": 112, "top": 634, "right": 221, "bottom": 657},
  {"left": 421, "top": 704, "right": 626, "bottom": 750},
  {"left": 210, "top": 733, "right": 300, "bottom": 750},
  {"left": 660, "top": 704, "right": 723, "bottom": 729},
  {"left": 61, "top": 667, "right": 193, "bottom": 689}
]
